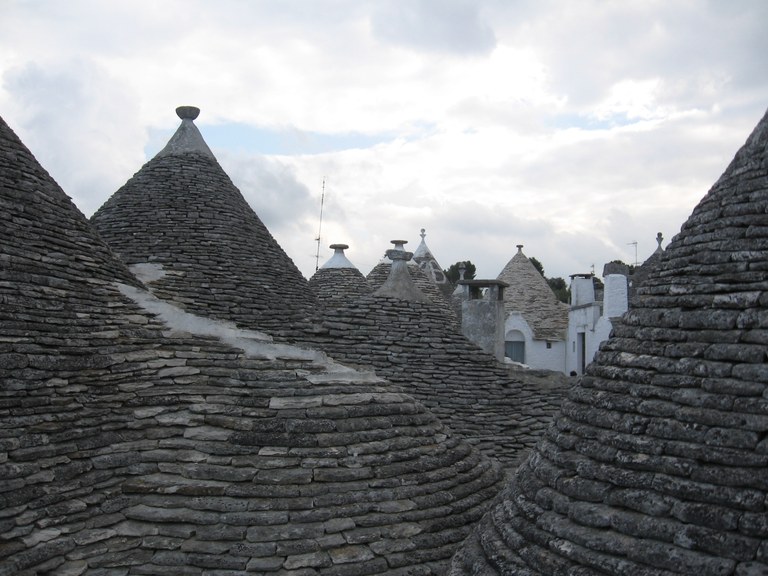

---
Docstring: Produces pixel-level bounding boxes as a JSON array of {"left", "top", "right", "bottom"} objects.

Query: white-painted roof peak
[
  {"left": 414, "top": 229, "right": 429, "bottom": 258},
  {"left": 321, "top": 243, "right": 357, "bottom": 269}
]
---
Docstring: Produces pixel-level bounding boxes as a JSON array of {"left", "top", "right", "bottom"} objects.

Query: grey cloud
[
  {"left": 499, "top": 0, "right": 768, "bottom": 112},
  {"left": 370, "top": 0, "right": 496, "bottom": 55},
  {"left": 218, "top": 151, "right": 318, "bottom": 233},
  {"left": 2, "top": 59, "right": 145, "bottom": 216}
]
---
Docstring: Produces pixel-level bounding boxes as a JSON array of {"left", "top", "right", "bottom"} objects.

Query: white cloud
[{"left": 1, "top": 0, "right": 766, "bottom": 285}]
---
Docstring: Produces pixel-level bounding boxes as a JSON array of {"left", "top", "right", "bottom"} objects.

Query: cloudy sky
[{"left": 2, "top": 1, "right": 767, "bottom": 281}]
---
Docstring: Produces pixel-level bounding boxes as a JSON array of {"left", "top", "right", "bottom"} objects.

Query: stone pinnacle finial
[
  {"left": 156, "top": 106, "right": 213, "bottom": 159},
  {"left": 516, "top": 244, "right": 524, "bottom": 253},
  {"left": 420, "top": 228, "right": 426, "bottom": 240},
  {"left": 386, "top": 247, "right": 413, "bottom": 262},
  {"left": 176, "top": 106, "right": 200, "bottom": 120},
  {"left": 330, "top": 243, "right": 349, "bottom": 252},
  {"left": 376, "top": 240, "right": 429, "bottom": 302},
  {"left": 459, "top": 262, "right": 466, "bottom": 281},
  {"left": 656, "top": 232, "right": 664, "bottom": 249}
]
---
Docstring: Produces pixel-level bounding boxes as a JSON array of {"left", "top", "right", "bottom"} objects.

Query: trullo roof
[
  {"left": 91, "top": 106, "right": 314, "bottom": 338},
  {"left": 497, "top": 245, "right": 569, "bottom": 341},
  {"left": 413, "top": 228, "right": 454, "bottom": 296},
  {"left": 309, "top": 243, "right": 373, "bottom": 308},
  {"left": 0, "top": 113, "right": 505, "bottom": 575},
  {"left": 450, "top": 107, "right": 768, "bottom": 575},
  {"left": 303, "top": 242, "right": 570, "bottom": 469}
]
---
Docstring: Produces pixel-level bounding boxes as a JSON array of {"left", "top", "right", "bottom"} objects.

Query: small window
[
  {"left": 546, "top": 342, "right": 552, "bottom": 349},
  {"left": 505, "top": 341, "right": 525, "bottom": 363}
]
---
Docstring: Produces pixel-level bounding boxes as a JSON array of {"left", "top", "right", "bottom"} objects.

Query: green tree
[
  {"left": 530, "top": 256, "right": 545, "bottom": 277},
  {"left": 530, "top": 255, "right": 569, "bottom": 303},
  {"left": 444, "top": 261, "right": 476, "bottom": 283},
  {"left": 547, "top": 276, "right": 570, "bottom": 303},
  {"left": 609, "top": 259, "right": 636, "bottom": 274},
  {"left": 593, "top": 276, "right": 604, "bottom": 293}
]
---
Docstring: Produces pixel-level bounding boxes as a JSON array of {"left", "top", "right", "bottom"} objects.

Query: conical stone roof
[
  {"left": 629, "top": 232, "right": 666, "bottom": 304},
  {"left": 497, "top": 245, "right": 569, "bottom": 340},
  {"left": 91, "top": 106, "right": 314, "bottom": 339},
  {"left": 303, "top": 251, "right": 570, "bottom": 469},
  {"left": 309, "top": 243, "right": 372, "bottom": 308},
  {"left": 368, "top": 241, "right": 460, "bottom": 331},
  {"left": 0, "top": 114, "right": 505, "bottom": 575},
  {"left": 450, "top": 108, "right": 768, "bottom": 575},
  {"left": 413, "top": 228, "right": 454, "bottom": 296}
]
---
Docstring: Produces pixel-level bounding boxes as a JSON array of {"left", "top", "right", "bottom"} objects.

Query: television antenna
[
  {"left": 627, "top": 241, "right": 638, "bottom": 266},
  {"left": 314, "top": 178, "right": 326, "bottom": 272}
]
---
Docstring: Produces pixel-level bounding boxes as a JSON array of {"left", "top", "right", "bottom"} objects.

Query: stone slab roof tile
[
  {"left": 368, "top": 260, "right": 460, "bottom": 331},
  {"left": 90, "top": 107, "right": 314, "bottom": 339},
  {"left": 300, "top": 294, "right": 571, "bottom": 470},
  {"left": 497, "top": 246, "right": 568, "bottom": 341},
  {"left": 1, "top": 113, "right": 506, "bottom": 575},
  {"left": 449, "top": 107, "right": 768, "bottom": 575}
]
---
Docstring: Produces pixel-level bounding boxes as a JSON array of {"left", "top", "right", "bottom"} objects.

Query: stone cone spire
[
  {"left": 450, "top": 108, "right": 768, "bottom": 574},
  {"left": 413, "top": 228, "right": 454, "bottom": 296},
  {"left": 497, "top": 244, "right": 568, "bottom": 341},
  {"left": 374, "top": 240, "right": 432, "bottom": 303},
  {"left": 1, "top": 113, "right": 506, "bottom": 575},
  {"left": 91, "top": 106, "right": 314, "bottom": 338},
  {"left": 309, "top": 243, "right": 372, "bottom": 308},
  {"left": 368, "top": 240, "right": 460, "bottom": 329}
]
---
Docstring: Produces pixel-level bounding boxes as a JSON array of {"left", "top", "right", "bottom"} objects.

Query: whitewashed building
[
  {"left": 565, "top": 235, "right": 665, "bottom": 375},
  {"left": 496, "top": 245, "right": 569, "bottom": 372}
]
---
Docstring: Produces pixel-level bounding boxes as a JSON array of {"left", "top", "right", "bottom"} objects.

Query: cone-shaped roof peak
[
  {"left": 413, "top": 228, "right": 454, "bottom": 296},
  {"left": 91, "top": 107, "right": 314, "bottom": 336},
  {"left": 156, "top": 105, "right": 214, "bottom": 159},
  {"left": 497, "top": 244, "right": 568, "bottom": 340},
  {"left": 2, "top": 112, "right": 504, "bottom": 575},
  {"left": 374, "top": 240, "right": 432, "bottom": 302},
  {"left": 320, "top": 243, "right": 357, "bottom": 269},
  {"left": 450, "top": 106, "right": 768, "bottom": 575}
]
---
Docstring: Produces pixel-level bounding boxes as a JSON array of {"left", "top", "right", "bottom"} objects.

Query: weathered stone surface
[
  {"left": 90, "top": 112, "right": 315, "bottom": 340},
  {"left": 0, "top": 111, "right": 503, "bottom": 576},
  {"left": 298, "top": 294, "right": 569, "bottom": 469},
  {"left": 450, "top": 108, "right": 768, "bottom": 574},
  {"left": 496, "top": 246, "right": 569, "bottom": 341}
]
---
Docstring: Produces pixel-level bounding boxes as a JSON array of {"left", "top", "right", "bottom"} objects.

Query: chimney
[{"left": 458, "top": 279, "right": 508, "bottom": 362}]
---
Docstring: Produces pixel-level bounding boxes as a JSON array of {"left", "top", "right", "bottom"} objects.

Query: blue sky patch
[
  {"left": 548, "top": 113, "right": 635, "bottom": 131},
  {"left": 145, "top": 122, "right": 397, "bottom": 158}
]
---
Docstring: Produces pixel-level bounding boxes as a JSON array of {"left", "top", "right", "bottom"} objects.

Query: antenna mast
[
  {"left": 314, "top": 178, "right": 326, "bottom": 271},
  {"left": 627, "top": 241, "right": 638, "bottom": 266}
]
